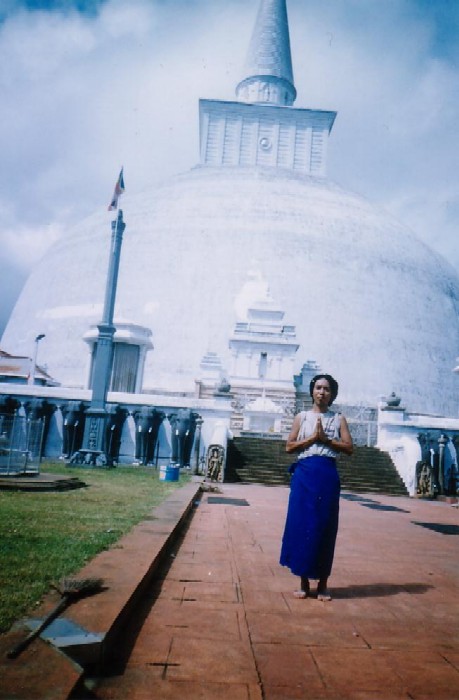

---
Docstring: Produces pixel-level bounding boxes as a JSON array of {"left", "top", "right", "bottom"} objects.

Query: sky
[{"left": 0, "top": 0, "right": 458, "bottom": 339}]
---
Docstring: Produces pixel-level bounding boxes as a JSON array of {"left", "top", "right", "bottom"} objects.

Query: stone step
[{"left": 237, "top": 467, "right": 405, "bottom": 487}]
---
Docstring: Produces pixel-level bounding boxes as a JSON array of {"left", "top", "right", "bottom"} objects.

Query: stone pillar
[
  {"left": 192, "top": 416, "right": 204, "bottom": 474},
  {"left": 135, "top": 345, "right": 148, "bottom": 394},
  {"left": 438, "top": 434, "right": 448, "bottom": 495},
  {"left": 451, "top": 436, "right": 459, "bottom": 496}
]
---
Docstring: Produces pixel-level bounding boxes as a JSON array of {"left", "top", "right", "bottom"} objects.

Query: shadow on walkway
[
  {"left": 330, "top": 582, "right": 433, "bottom": 599},
  {"left": 341, "top": 493, "right": 411, "bottom": 513},
  {"left": 413, "top": 521, "right": 459, "bottom": 536}
]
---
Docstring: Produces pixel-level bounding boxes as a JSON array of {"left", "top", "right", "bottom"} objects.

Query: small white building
[
  {"left": 83, "top": 322, "right": 153, "bottom": 394},
  {"left": 227, "top": 276, "right": 298, "bottom": 433},
  {"left": 229, "top": 277, "right": 298, "bottom": 392}
]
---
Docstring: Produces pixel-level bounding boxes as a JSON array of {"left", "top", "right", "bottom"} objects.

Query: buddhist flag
[{"left": 108, "top": 168, "right": 125, "bottom": 211}]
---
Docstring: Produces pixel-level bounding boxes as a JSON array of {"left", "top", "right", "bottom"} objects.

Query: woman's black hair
[{"left": 309, "top": 374, "right": 339, "bottom": 406}]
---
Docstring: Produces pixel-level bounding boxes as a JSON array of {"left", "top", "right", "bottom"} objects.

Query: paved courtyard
[{"left": 92, "top": 484, "right": 459, "bottom": 700}]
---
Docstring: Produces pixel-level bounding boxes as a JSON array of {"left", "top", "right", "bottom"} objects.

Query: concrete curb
[{"left": 70, "top": 479, "right": 203, "bottom": 671}]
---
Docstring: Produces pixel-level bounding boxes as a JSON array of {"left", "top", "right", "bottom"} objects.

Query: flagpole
[{"left": 70, "top": 172, "right": 126, "bottom": 467}]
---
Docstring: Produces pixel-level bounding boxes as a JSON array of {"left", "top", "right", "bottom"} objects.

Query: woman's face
[{"left": 313, "top": 378, "right": 332, "bottom": 408}]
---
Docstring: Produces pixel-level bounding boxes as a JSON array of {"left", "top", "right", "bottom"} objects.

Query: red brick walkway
[{"left": 92, "top": 484, "right": 459, "bottom": 699}]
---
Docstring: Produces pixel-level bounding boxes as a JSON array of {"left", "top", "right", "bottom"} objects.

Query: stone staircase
[
  {"left": 226, "top": 436, "right": 292, "bottom": 486},
  {"left": 338, "top": 446, "right": 409, "bottom": 495},
  {"left": 226, "top": 437, "right": 409, "bottom": 496}
]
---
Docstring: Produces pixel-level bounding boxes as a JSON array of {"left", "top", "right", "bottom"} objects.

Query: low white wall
[{"left": 377, "top": 406, "right": 459, "bottom": 496}]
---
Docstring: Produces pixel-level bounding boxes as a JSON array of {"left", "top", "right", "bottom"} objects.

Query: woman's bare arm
[
  {"left": 286, "top": 413, "right": 320, "bottom": 453},
  {"left": 326, "top": 415, "right": 353, "bottom": 456}
]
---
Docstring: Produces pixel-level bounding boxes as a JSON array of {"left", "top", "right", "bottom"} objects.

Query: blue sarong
[{"left": 280, "top": 455, "right": 340, "bottom": 580}]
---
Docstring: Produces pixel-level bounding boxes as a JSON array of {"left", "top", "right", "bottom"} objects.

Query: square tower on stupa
[{"left": 200, "top": 0, "right": 335, "bottom": 176}]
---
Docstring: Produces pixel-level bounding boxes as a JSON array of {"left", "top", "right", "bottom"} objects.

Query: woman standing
[{"left": 280, "top": 374, "right": 353, "bottom": 600}]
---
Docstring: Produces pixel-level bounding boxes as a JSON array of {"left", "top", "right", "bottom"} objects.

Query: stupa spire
[{"left": 236, "top": 0, "right": 296, "bottom": 106}]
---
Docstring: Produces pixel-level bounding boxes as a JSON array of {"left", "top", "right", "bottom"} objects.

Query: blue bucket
[{"left": 159, "top": 464, "right": 180, "bottom": 482}]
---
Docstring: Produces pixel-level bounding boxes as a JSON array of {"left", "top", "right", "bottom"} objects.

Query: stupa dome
[
  {"left": 2, "top": 0, "right": 459, "bottom": 417},
  {"left": 3, "top": 163, "right": 459, "bottom": 415}
]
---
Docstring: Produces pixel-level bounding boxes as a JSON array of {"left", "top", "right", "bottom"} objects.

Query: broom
[{"left": 7, "top": 577, "right": 105, "bottom": 660}]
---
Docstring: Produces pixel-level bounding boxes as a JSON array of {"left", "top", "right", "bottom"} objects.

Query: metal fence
[
  {"left": 0, "top": 413, "right": 45, "bottom": 475},
  {"left": 334, "top": 403, "right": 378, "bottom": 447}
]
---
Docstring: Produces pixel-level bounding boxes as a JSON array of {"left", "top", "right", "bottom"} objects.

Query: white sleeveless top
[{"left": 296, "top": 410, "right": 341, "bottom": 460}]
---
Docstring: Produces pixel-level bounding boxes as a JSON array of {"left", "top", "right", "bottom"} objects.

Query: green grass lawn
[{"left": 0, "top": 462, "right": 189, "bottom": 634}]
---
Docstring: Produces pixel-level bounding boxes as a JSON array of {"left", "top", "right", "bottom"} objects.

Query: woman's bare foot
[
  {"left": 293, "top": 589, "right": 307, "bottom": 598},
  {"left": 294, "top": 576, "right": 310, "bottom": 598},
  {"left": 293, "top": 576, "right": 310, "bottom": 598},
  {"left": 317, "top": 578, "right": 332, "bottom": 601}
]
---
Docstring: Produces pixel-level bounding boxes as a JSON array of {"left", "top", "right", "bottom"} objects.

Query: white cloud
[{"left": 4, "top": 224, "right": 61, "bottom": 268}]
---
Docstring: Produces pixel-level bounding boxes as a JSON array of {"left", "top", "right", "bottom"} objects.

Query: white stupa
[{"left": 2, "top": 0, "right": 459, "bottom": 416}]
